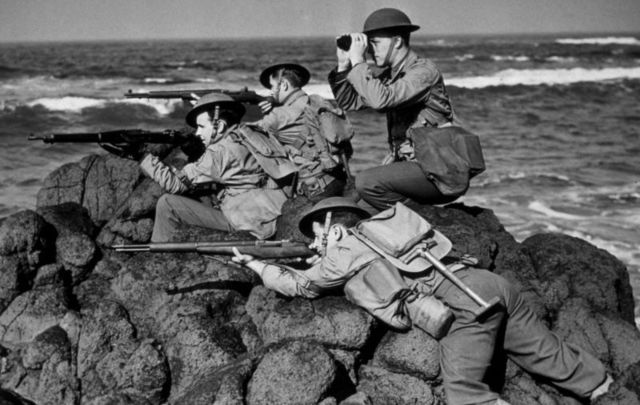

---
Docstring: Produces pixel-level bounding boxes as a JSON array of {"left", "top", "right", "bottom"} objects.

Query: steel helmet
[
  {"left": 185, "top": 92, "right": 246, "bottom": 128},
  {"left": 259, "top": 63, "right": 311, "bottom": 88},
  {"left": 362, "top": 8, "right": 420, "bottom": 35},
  {"left": 298, "top": 197, "right": 370, "bottom": 237}
]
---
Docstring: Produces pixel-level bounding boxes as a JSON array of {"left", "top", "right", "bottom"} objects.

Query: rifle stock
[
  {"left": 112, "top": 240, "right": 314, "bottom": 259},
  {"left": 125, "top": 87, "right": 274, "bottom": 105}
]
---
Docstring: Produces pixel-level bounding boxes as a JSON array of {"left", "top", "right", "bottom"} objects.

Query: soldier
[
  {"left": 139, "top": 93, "right": 288, "bottom": 241},
  {"left": 232, "top": 197, "right": 613, "bottom": 404},
  {"left": 329, "top": 8, "right": 470, "bottom": 211},
  {"left": 253, "top": 62, "right": 353, "bottom": 200}
]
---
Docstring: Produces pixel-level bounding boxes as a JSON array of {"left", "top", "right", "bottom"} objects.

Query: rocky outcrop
[{"left": 0, "top": 152, "right": 639, "bottom": 404}]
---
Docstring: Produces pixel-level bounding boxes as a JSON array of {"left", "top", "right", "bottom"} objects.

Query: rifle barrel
[{"left": 111, "top": 240, "right": 314, "bottom": 258}]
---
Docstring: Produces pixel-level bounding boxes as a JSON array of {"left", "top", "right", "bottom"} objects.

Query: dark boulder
[
  {"left": 36, "top": 154, "right": 141, "bottom": 227},
  {"left": 246, "top": 340, "right": 336, "bottom": 405}
]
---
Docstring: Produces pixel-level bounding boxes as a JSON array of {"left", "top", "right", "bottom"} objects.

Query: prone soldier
[{"left": 232, "top": 197, "right": 613, "bottom": 404}]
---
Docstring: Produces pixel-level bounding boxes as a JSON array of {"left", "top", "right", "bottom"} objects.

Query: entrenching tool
[{"left": 420, "top": 249, "right": 502, "bottom": 321}]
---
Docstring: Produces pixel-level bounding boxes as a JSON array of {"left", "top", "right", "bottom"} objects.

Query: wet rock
[
  {"left": 77, "top": 300, "right": 169, "bottom": 404},
  {"left": 36, "top": 154, "right": 142, "bottom": 227},
  {"left": 55, "top": 232, "right": 97, "bottom": 280},
  {"left": 340, "top": 391, "right": 372, "bottom": 405},
  {"left": 356, "top": 365, "right": 434, "bottom": 405},
  {"left": 171, "top": 356, "right": 253, "bottom": 405},
  {"left": 21, "top": 326, "right": 70, "bottom": 370},
  {"left": 553, "top": 298, "right": 610, "bottom": 363},
  {"left": 157, "top": 296, "right": 248, "bottom": 403},
  {"left": 96, "top": 178, "right": 164, "bottom": 245},
  {"left": 0, "top": 286, "right": 70, "bottom": 347},
  {"left": 246, "top": 340, "right": 336, "bottom": 405},
  {"left": 597, "top": 315, "right": 640, "bottom": 375},
  {"left": 523, "top": 233, "right": 636, "bottom": 323},
  {"left": 260, "top": 295, "right": 375, "bottom": 349},
  {"left": 372, "top": 328, "right": 440, "bottom": 381},
  {"left": 83, "top": 392, "right": 154, "bottom": 405},
  {"left": 0, "top": 211, "right": 55, "bottom": 312},
  {"left": 35, "top": 203, "right": 96, "bottom": 237},
  {"left": 1, "top": 326, "right": 78, "bottom": 405}
]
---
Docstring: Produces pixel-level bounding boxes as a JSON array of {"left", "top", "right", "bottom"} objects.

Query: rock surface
[{"left": 0, "top": 152, "right": 639, "bottom": 404}]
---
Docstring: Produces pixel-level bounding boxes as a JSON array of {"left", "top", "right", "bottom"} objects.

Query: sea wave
[
  {"left": 490, "top": 55, "right": 530, "bottom": 62},
  {"left": 27, "top": 96, "right": 181, "bottom": 115},
  {"left": 473, "top": 172, "right": 573, "bottom": 188},
  {"left": 556, "top": 37, "right": 640, "bottom": 45},
  {"left": 447, "top": 66, "right": 640, "bottom": 88}
]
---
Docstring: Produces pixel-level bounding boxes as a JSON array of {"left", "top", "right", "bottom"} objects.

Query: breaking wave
[
  {"left": 27, "top": 96, "right": 182, "bottom": 115},
  {"left": 447, "top": 66, "right": 640, "bottom": 88},
  {"left": 556, "top": 37, "right": 640, "bottom": 45}
]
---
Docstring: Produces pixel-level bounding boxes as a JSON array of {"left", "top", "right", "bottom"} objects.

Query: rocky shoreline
[{"left": 1, "top": 151, "right": 640, "bottom": 404}]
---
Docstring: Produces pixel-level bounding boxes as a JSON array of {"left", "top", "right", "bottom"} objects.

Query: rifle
[
  {"left": 125, "top": 87, "right": 274, "bottom": 104},
  {"left": 112, "top": 239, "right": 314, "bottom": 259},
  {"left": 28, "top": 128, "right": 192, "bottom": 145}
]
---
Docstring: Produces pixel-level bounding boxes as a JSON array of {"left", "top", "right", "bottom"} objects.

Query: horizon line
[{"left": 2, "top": 30, "right": 640, "bottom": 45}]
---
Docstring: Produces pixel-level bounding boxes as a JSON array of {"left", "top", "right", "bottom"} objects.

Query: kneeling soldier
[
  {"left": 140, "top": 93, "right": 288, "bottom": 241},
  {"left": 232, "top": 197, "right": 613, "bottom": 404}
]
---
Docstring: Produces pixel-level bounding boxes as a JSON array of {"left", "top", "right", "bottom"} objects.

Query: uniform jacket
[
  {"left": 140, "top": 124, "right": 286, "bottom": 239},
  {"left": 328, "top": 50, "right": 457, "bottom": 151},
  {"left": 259, "top": 233, "right": 457, "bottom": 329}
]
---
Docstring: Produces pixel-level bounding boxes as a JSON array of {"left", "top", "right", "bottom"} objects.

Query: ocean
[{"left": 1, "top": 35, "right": 639, "bottom": 320}]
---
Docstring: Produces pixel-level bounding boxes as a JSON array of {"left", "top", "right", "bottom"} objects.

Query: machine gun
[
  {"left": 28, "top": 128, "right": 193, "bottom": 145},
  {"left": 125, "top": 87, "right": 274, "bottom": 104},
  {"left": 112, "top": 239, "right": 314, "bottom": 260}
]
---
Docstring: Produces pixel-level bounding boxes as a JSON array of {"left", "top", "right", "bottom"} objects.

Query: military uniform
[
  {"left": 329, "top": 51, "right": 462, "bottom": 210},
  {"left": 255, "top": 88, "right": 346, "bottom": 199},
  {"left": 250, "top": 199, "right": 608, "bottom": 404},
  {"left": 141, "top": 124, "right": 287, "bottom": 241}
]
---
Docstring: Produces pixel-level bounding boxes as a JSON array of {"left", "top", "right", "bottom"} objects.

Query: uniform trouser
[
  {"left": 434, "top": 269, "right": 606, "bottom": 405},
  {"left": 151, "top": 194, "right": 233, "bottom": 242},
  {"left": 355, "top": 161, "right": 458, "bottom": 211}
]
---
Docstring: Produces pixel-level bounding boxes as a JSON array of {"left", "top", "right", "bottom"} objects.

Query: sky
[{"left": 1, "top": 0, "right": 639, "bottom": 42}]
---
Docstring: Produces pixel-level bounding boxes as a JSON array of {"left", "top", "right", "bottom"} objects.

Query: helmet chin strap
[
  {"left": 320, "top": 211, "right": 333, "bottom": 256},
  {"left": 382, "top": 37, "right": 398, "bottom": 67}
]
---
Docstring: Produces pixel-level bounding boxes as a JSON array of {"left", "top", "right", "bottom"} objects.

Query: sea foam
[
  {"left": 556, "top": 37, "right": 640, "bottom": 45},
  {"left": 447, "top": 66, "right": 640, "bottom": 88}
]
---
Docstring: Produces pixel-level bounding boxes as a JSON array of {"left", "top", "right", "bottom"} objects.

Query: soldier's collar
[
  {"left": 280, "top": 88, "right": 307, "bottom": 106},
  {"left": 390, "top": 50, "right": 417, "bottom": 81}
]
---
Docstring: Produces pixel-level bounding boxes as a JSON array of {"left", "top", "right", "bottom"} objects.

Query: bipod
[{"left": 420, "top": 249, "right": 502, "bottom": 321}]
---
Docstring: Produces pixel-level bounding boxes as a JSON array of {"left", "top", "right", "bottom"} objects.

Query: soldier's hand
[
  {"left": 348, "top": 33, "right": 368, "bottom": 66},
  {"left": 396, "top": 140, "right": 415, "bottom": 161},
  {"left": 231, "top": 247, "right": 254, "bottom": 265},
  {"left": 258, "top": 100, "right": 273, "bottom": 114},
  {"left": 305, "top": 255, "right": 321, "bottom": 266},
  {"left": 336, "top": 34, "right": 352, "bottom": 72}
]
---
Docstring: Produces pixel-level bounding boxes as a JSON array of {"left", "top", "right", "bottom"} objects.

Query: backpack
[
  {"left": 300, "top": 95, "right": 355, "bottom": 172},
  {"left": 350, "top": 202, "right": 452, "bottom": 273},
  {"left": 409, "top": 126, "right": 486, "bottom": 196},
  {"left": 231, "top": 124, "right": 298, "bottom": 181}
]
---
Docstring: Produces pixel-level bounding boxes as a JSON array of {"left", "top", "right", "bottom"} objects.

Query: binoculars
[{"left": 336, "top": 35, "right": 352, "bottom": 51}]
